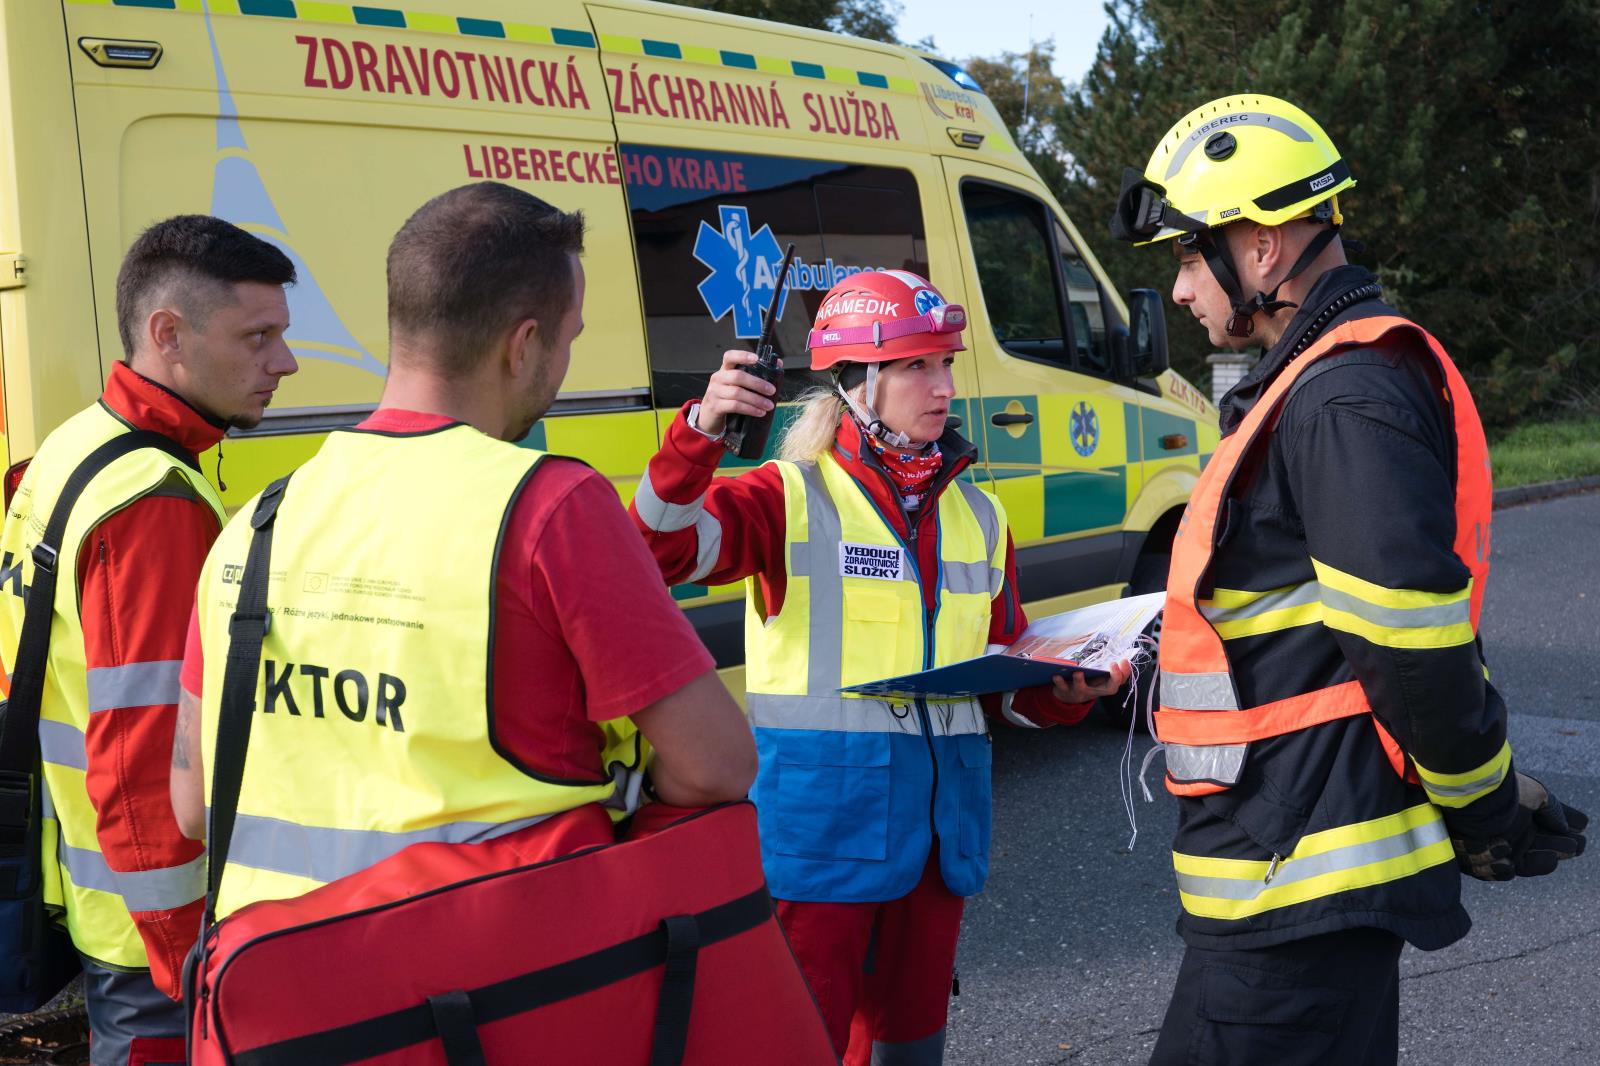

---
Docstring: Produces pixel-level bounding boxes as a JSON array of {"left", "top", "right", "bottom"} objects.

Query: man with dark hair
[
  {"left": 0, "top": 214, "right": 296, "bottom": 1065},
  {"left": 173, "top": 179, "right": 756, "bottom": 943}
]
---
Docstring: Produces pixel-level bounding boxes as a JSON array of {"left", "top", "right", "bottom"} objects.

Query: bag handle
[
  {"left": 202, "top": 475, "right": 290, "bottom": 924},
  {"left": 0, "top": 430, "right": 198, "bottom": 774}
]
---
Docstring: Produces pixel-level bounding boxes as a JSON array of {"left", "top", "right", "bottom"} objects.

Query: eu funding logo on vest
[{"left": 693, "top": 205, "right": 883, "bottom": 338}]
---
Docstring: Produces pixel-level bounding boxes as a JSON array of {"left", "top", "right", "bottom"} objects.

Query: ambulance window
[
  {"left": 960, "top": 182, "right": 1069, "bottom": 367},
  {"left": 1055, "top": 222, "right": 1112, "bottom": 376},
  {"left": 623, "top": 145, "right": 928, "bottom": 410}
]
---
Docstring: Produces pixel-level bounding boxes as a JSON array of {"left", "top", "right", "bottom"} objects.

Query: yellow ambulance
[{"left": 0, "top": 0, "right": 1218, "bottom": 696}]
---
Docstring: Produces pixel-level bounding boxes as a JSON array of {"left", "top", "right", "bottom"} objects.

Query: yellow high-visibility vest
[
  {"left": 196, "top": 424, "right": 644, "bottom": 919},
  {"left": 0, "top": 402, "right": 222, "bottom": 967},
  {"left": 745, "top": 452, "right": 1006, "bottom": 901}
]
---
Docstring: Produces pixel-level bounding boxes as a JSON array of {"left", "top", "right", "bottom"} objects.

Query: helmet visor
[{"left": 1109, "top": 167, "right": 1209, "bottom": 245}]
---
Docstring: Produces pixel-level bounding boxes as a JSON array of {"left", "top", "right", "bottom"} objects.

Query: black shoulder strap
[
  {"left": 202, "top": 475, "right": 290, "bottom": 925},
  {"left": 0, "top": 430, "right": 198, "bottom": 773}
]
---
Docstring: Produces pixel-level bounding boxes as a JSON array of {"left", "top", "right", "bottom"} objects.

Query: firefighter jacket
[
  {"left": 633, "top": 412, "right": 1030, "bottom": 903},
  {"left": 194, "top": 425, "right": 645, "bottom": 919},
  {"left": 0, "top": 368, "right": 224, "bottom": 977},
  {"left": 1155, "top": 265, "right": 1518, "bottom": 951}
]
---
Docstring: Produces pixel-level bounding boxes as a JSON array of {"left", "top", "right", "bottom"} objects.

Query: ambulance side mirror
[{"left": 1128, "top": 288, "right": 1169, "bottom": 379}]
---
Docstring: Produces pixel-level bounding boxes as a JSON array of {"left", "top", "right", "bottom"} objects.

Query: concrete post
[{"left": 1206, "top": 351, "right": 1258, "bottom": 405}]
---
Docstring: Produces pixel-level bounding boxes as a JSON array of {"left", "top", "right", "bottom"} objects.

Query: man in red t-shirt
[{"left": 171, "top": 183, "right": 756, "bottom": 905}]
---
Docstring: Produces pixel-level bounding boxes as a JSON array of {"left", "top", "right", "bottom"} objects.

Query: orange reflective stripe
[
  {"left": 1165, "top": 778, "right": 1229, "bottom": 797},
  {"left": 1371, "top": 717, "right": 1420, "bottom": 784},
  {"left": 1155, "top": 680, "right": 1370, "bottom": 745}
]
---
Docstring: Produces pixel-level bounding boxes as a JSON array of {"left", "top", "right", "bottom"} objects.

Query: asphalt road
[{"left": 946, "top": 489, "right": 1600, "bottom": 1065}]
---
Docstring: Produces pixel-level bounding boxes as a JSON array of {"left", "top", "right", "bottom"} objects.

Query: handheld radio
[{"left": 723, "top": 242, "right": 797, "bottom": 461}]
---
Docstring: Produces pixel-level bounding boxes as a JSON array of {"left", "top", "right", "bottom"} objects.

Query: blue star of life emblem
[
  {"left": 1070, "top": 401, "right": 1100, "bottom": 457},
  {"left": 693, "top": 205, "right": 792, "bottom": 339}
]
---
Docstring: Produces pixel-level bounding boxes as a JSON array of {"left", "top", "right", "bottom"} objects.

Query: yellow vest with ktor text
[{"left": 195, "top": 425, "right": 645, "bottom": 919}]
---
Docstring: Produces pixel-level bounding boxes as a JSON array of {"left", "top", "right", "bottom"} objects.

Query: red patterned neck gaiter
[{"left": 862, "top": 431, "right": 942, "bottom": 512}]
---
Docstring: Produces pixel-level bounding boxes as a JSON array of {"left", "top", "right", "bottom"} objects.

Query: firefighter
[
  {"left": 1108, "top": 94, "right": 1589, "bottom": 1063},
  {"left": 0, "top": 216, "right": 297, "bottom": 1065},
  {"left": 630, "top": 269, "right": 1131, "bottom": 1064},
  {"left": 171, "top": 182, "right": 758, "bottom": 903}
]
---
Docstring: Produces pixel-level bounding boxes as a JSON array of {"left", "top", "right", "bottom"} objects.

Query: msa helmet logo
[
  {"left": 1309, "top": 172, "right": 1337, "bottom": 192},
  {"left": 1219, "top": 207, "right": 1241, "bottom": 220}
]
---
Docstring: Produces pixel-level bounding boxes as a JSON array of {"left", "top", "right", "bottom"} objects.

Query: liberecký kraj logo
[{"left": 693, "top": 205, "right": 887, "bottom": 339}]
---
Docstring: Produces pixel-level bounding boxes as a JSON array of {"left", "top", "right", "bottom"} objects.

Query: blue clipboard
[{"left": 839, "top": 653, "right": 1110, "bottom": 702}]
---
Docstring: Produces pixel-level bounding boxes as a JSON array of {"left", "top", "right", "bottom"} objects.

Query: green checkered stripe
[
  {"left": 598, "top": 33, "right": 916, "bottom": 94},
  {"left": 73, "top": 0, "right": 599, "bottom": 47},
  {"left": 77, "top": 0, "right": 920, "bottom": 91}
]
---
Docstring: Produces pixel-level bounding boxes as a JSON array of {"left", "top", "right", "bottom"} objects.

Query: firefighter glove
[{"left": 1453, "top": 772, "right": 1588, "bottom": 881}]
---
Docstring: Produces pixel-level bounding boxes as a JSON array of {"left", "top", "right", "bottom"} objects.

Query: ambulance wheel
[{"left": 1096, "top": 552, "right": 1166, "bottom": 732}]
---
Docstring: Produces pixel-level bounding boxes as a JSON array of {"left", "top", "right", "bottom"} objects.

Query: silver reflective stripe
[
  {"left": 748, "top": 692, "right": 920, "bottom": 735},
  {"left": 952, "top": 480, "right": 1001, "bottom": 561},
  {"left": 86, "top": 659, "right": 182, "bottom": 713},
  {"left": 1200, "top": 581, "right": 1320, "bottom": 624},
  {"left": 924, "top": 698, "right": 986, "bottom": 737},
  {"left": 631, "top": 470, "right": 707, "bottom": 534},
  {"left": 58, "top": 844, "right": 206, "bottom": 911},
  {"left": 686, "top": 510, "right": 724, "bottom": 584},
  {"left": 1163, "top": 742, "right": 1248, "bottom": 785},
  {"left": 225, "top": 810, "right": 555, "bottom": 884},
  {"left": 1165, "top": 112, "right": 1314, "bottom": 180},
  {"left": 1174, "top": 816, "right": 1449, "bottom": 902},
  {"left": 1160, "top": 670, "right": 1239, "bottom": 711},
  {"left": 793, "top": 462, "right": 846, "bottom": 698},
  {"left": 1318, "top": 585, "right": 1471, "bottom": 631},
  {"left": 39, "top": 719, "right": 86, "bottom": 771},
  {"left": 1423, "top": 767, "right": 1508, "bottom": 799},
  {"left": 942, "top": 560, "right": 993, "bottom": 596}
]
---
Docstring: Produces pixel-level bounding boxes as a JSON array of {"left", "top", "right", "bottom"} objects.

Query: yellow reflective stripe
[
  {"left": 1312, "top": 560, "right": 1470, "bottom": 611},
  {"left": 1201, "top": 581, "right": 1322, "bottom": 639},
  {"left": 1414, "top": 739, "right": 1512, "bottom": 808},
  {"left": 1174, "top": 804, "right": 1454, "bottom": 920},
  {"left": 1211, "top": 601, "right": 1322, "bottom": 639},
  {"left": 1311, "top": 559, "right": 1474, "bottom": 649}
]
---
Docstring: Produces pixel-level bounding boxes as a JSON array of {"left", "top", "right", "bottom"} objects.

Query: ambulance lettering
[
  {"left": 463, "top": 143, "right": 621, "bottom": 186},
  {"left": 295, "top": 35, "right": 590, "bottom": 111},
  {"left": 803, "top": 90, "right": 900, "bottom": 141},
  {"left": 262, "top": 659, "right": 406, "bottom": 733},
  {"left": 693, "top": 204, "right": 887, "bottom": 338},
  {"left": 605, "top": 65, "right": 791, "bottom": 129}
]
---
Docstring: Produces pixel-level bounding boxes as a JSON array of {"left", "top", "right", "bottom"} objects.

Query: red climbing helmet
[{"left": 807, "top": 270, "right": 965, "bottom": 372}]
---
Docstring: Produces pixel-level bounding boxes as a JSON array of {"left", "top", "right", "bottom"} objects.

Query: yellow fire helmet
[{"left": 1110, "top": 94, "right": 1357, "bottom": 338}]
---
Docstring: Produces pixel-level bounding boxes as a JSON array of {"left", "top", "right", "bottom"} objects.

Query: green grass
[{"left": 1489, "top": 418, "right": 1600, "bottom": 488}]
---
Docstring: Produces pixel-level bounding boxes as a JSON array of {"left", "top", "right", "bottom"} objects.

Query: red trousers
[{"left": 776, "top": 856, "right": 964, "bottom": 1065}]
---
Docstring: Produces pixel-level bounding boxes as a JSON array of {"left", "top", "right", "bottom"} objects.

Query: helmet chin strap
[
  {"left": 836, "top": 362, "right": 914, "bottom": 449},
  {"left": 1197, "top": 222, "right": 1341, "bottom": 338}
]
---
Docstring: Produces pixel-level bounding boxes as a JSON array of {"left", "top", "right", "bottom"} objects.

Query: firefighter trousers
[
  {"left": 776, "top": 854, "right": 964, "bottom": 1065},
  {"left": 1149, "top": 925, "right": 1403, "bottom": 1066}
]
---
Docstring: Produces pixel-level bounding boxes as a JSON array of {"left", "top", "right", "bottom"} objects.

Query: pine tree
[{"left": 1046, "top": 0, "right": 1600, "bottom": 423}]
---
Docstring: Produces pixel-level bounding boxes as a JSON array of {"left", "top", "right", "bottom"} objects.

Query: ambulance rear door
[{"left": 61, "top": 0, "right": 651, "bottom": 507}]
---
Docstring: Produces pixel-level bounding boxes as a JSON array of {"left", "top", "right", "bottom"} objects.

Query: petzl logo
[
  {"left": 693, "top": 206, "right": 792, "bottom": 339},
  {"left": 1070, "top": 401, "right": 1100, "bottom": 457}
]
